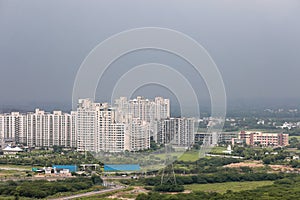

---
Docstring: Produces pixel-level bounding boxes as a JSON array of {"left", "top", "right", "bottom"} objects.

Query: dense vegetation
[
  {"left": 154, "top": 184, "right": 184, "bottom": 192},
  {"left": 0, "top": 176, "right": 102, "bottom": 199},
  {"left": 173, "top": 157, "right": 241, "bottom": 174},
  {"left": 138, "top": 172, "right": 286, "bottom": 186},
  {"left": 0, "top": 149, "right": 101, "bottom": 166},
  {"left": 137, "top": 176, "right": 300, "bottom": 200}
]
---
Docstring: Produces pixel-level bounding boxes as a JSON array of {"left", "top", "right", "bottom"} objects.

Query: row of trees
[
  {"left": 138, "top": 172, "right": 287, "bottom": 186},
  {"left": 173, "top": 157, "right": 241, "bottom": 174},
  {"left": 0, "top": 150, "right": 101, "bottom": 166},
  {"left": 137, "top": 176, "right": 300, "bottom": 200},
  {"left": 154, "top": 184, "right": 184, "bottom": 192}
]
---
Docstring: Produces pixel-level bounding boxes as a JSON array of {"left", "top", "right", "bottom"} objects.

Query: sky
[{"left": 0, "top": 0, "right": 300, "bottom": 111}]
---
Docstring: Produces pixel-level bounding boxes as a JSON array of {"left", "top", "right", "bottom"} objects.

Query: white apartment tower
[
  {"left": 115, "top": 96, "right": 170, "bottom": 123},
  {"left": 155, "top": 118, "right": 195, "bottom": 147},
  {"left": 0, "top": 96, "right": 170, "bottom": 152},
  {"left": 0, "top": 109, "right": 77, "bottom": 149},
  {"left": 115, "top": 96, "right": 170, "bottom": 139},
  {"left": 77, "top": 99, "right": 97, "bottom": 151},
  {"left": 124, "top": 117, "right": 150, "bottom": 152},
  {"left": 154, "top": 97, "right": 170, "bottom": 120},
  {"left": 77, "top": 99, "right": 125, "bottom": 152},
  {"left": 0, "top": 112, "right": 27, "bottom": 146}
]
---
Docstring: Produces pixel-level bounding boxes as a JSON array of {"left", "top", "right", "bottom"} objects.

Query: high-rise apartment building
[
  {"left": 115, "top": 96, "right": 170, "bottom": 140},
  {"left": 0, "top": 112, "right": 27, "bottom": 147},
  {"left": 155, "top": 118, "right": 195, "bottom": 147},
  {"left": 77, "top": 99, "right": 125, "bottom": 152},
  {"left": 0, "top": 109, "right": 77, "bottom": 149},
  {"left": 0, "top": 96, "right": 170, "bottom": 152},
  {"left": 125, "top": 117, "right": 150, "bottom": 151},
  {"left": 115, "top": 96, "right": 170, "bottom": 123},
  {"left": 77, "top": 99, "right": 97, "bottom": 151}
]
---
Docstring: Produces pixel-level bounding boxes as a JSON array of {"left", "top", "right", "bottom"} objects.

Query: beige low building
[{"left": 233, "top": 131, "right": 289, "bottom": 147}]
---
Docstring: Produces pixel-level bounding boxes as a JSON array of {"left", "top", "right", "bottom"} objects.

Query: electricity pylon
[{"left": 160, "top": 144, "right": 177, "bottom": 185}]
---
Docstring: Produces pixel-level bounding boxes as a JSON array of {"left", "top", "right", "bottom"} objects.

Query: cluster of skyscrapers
[
  {"left": 0, "top": 97, "right": 195, "bottom": 152},
  {"left": 0, "top": 109, "right": 77, "bottom": 148}
]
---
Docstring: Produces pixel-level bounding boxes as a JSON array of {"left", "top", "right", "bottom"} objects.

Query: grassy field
[
  {"left": 0, "top": 164, "right": 38, "bottom": 179},
  {"left": 209, "top": 146, "right": 227, "bottom": 154},
  {"left": 153, "top": 152, "right": 182, "bottom": 160},
  {"left": 178, "top": 150, "right": 199, "bottom": 162},
  {"left": 0, "top": 164, "right": 33, "bottom": 170},
  {"left": 185, "top": 181, "right": 274, "bottom": 194}
]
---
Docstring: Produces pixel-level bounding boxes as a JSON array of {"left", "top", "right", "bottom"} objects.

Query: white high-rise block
[
  {"left": 155, "top": 118, "right": 195, "bottom": 147},
  {"left": 77, "top": 99, "right": 125, "bottom": 152}
]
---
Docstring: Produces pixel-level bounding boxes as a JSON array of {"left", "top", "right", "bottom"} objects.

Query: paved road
[{"left": 50, "top": 185, "right": 124, "bottom": 200}]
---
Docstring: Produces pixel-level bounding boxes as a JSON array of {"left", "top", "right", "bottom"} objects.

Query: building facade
[
  {"left": 0, "top": 97, "right": 172, "bottom": 152},
  {"left": 125, "top": 118, "right": 150, "bottom": 151},
  {"left": 77, "top": 99, "right": 126, "bottom": 152},
  {"left": 234, "top": 131, "right": 289, "bottom": 147},
  {"left": 0, "top": 109, "right": 77, "bottom": 149},
  {"left": 155, "top": 118, "right": 195, "bottom": 147}
]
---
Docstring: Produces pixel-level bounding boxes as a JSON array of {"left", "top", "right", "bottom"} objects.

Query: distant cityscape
[
  {"left": 0, "top": 96, "right": 293, "bottom": 154},
  {"left": 0, "top": 96, "right": 195, "bottom": 152}
]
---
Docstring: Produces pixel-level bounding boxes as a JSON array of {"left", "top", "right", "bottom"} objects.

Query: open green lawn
[
  {"left": 210, "top": 146, "right": 227, "bottom": 154},
  {"left": 178, "top": 150, "right": 199, "bottom": 162},
  {"left": 153, "top": 152, "right": 182, "bottom": 160},
  {"left": 185, "top": 181, "right": 274, "bottom": 194}
]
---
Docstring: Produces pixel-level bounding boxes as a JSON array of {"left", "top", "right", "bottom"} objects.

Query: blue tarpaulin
[
  {"left": 52, "top": 165, "right": 77, "bottom": 172},
  {"left": 104, "top": 164, "right": 140, "bottom": 172}
]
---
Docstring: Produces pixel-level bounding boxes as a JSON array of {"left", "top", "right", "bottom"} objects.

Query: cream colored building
[{"left": 237, "top": 131, "right": 289, "bottom": 147}]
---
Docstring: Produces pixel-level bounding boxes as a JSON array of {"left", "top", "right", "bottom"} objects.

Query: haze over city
[{"left": 1, "top": 0, "right": 300, "bottom": 112}]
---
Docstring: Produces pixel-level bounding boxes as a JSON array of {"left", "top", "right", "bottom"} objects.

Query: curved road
[{"left": 50, "top": 185, "right": 124, "bottom": 200}]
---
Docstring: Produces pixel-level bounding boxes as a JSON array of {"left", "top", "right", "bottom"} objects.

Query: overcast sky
[{"left": 0, "top": 0, "right": 300, "bottom": 110}]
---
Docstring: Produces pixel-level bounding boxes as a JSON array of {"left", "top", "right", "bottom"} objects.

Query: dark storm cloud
[{"left": 0, "top": 0, "right": 299, "bottom": 109}]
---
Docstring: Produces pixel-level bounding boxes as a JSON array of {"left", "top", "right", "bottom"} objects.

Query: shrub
[{"left": 154, "top": 184, "right": 184, "bottom": 192}]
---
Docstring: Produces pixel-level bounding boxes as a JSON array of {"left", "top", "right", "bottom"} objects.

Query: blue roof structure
[
  {"left": 52, "top": 165, "right": 78, "bottom": 172},
  {"left": 104, "top": 164, "right": 140, "bottom": 172}
]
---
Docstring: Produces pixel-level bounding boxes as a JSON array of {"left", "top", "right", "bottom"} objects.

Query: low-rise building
[
  {"left": 2, "top": 146, "right": 23, "bottom": 155},
  {"left": 234, "top": 131, "right": 289, "bottom": 147}
]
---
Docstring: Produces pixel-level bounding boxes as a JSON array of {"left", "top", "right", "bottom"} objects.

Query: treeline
[
  {"left": 137, "top": 176, "right": 300, "bottom": 200},
  {"left": 154, "top": 184, "right": 184, "bottom": 192},
  {"left": 0, "top": 150, "right": 101, "bottom": 166},
  {"left": 0, "top": 176, "right": 102, "bottom": 199},
  {"left": 173, "top": 157, "right": 241, "bottom": 174},
  {"left": 139, "top": 172, "right": 286, "bottom": 186},
  {"left": 175, "top": 157, "right": 241, "bottom": 167},
  {"left": 284, "top": 128, "right": 300, "bottom": 136}
]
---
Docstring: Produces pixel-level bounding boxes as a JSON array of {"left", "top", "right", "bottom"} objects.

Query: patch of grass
[
  {"left": 178, "top": 150, "right": 199, "bottom": 162},
  {"left": 0, "top": 169, "right": 28, "bottom": 178},
  {"left": 185, "top": 181, "right": 274, "bottom": 194},
  {"left": 153, "top": 152, "right": 182, "bottom": 160},
  {"left": 0, "top": 164, "right": 33, "bottom": 171},
  {"left": 210, "top": 146, "right": 227, "bottom": 154}
]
